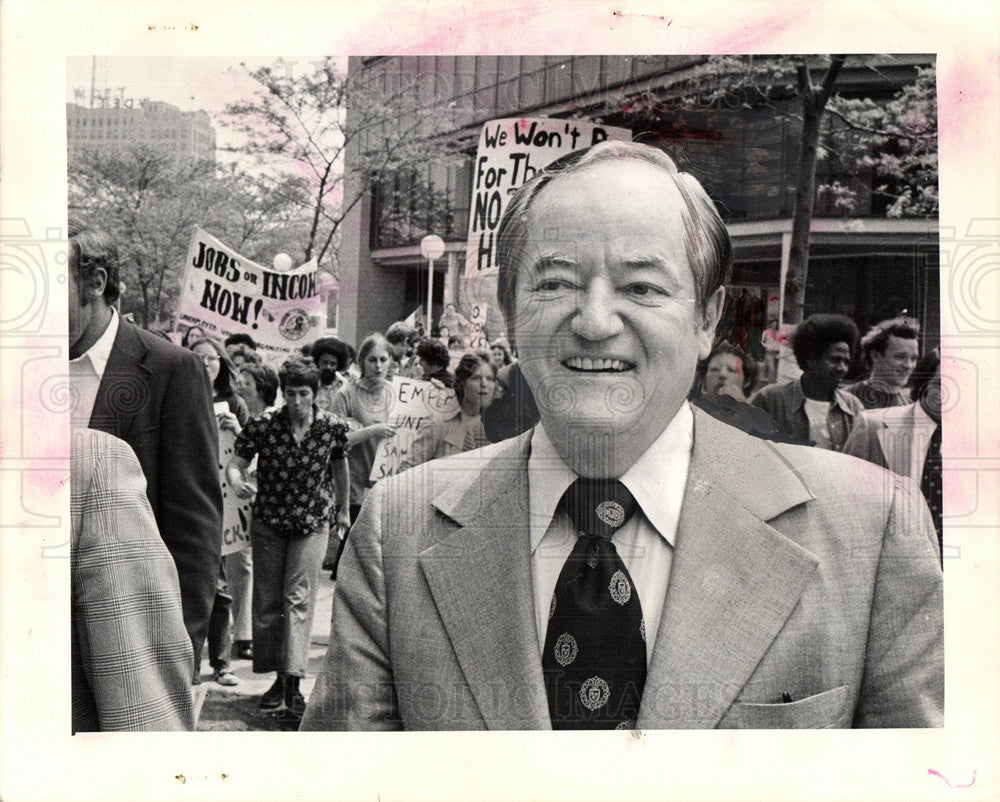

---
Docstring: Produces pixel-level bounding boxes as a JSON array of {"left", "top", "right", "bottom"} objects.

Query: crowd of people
[
  {"left": 68, "top": 139, "right": 942, "bottom": 733},
  {"left": 68, "top": 223, "right": 527, "bottom": 729},
  {"left": 202, "top": 322, "right": 518, "bottom": 725},
  {"left": 689, "top": 312, "right": 942, "bottom": 553}
]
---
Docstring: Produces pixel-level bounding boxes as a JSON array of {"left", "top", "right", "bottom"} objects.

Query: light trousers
[
  {"left": 223, "top": 548, "right": 253, "bottom": 642},
  {"left": 250, "top": 519, "right": 326, "bottom": 678}
]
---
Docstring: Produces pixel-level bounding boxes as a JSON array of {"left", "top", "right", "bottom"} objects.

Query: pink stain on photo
[{"left": 928, "top": 768, "right": 977, "bottom": 789}]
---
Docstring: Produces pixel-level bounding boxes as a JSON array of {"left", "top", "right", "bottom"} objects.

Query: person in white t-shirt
[{"left": 751, "top": 313, "right": 864, "bottom": 451}]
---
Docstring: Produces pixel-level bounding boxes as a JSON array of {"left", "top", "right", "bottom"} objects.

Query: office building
[{"left": 67, "top": 99, "right": 216, "bottom": 165}]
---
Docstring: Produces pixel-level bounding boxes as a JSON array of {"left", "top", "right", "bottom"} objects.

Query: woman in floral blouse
[{"left": 226, "top": 358, "right": 350, "bottom": 724}]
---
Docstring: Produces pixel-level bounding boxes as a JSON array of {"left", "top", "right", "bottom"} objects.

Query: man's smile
[{"left": 561, "top": 356, "right": 634, "bottom": 372}]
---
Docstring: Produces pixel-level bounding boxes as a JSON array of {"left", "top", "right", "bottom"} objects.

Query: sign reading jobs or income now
[
  {"left": 176, "top": 225, "right": 324, "bottom": 364},
  {"left": 463, "top": 118, "right": 631, "bottom": 279}
]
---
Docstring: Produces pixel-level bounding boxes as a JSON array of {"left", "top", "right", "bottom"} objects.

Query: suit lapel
[
  {"left": 639, "top": 411, "right": 820, "bottom": 729},
  {"left": 876, "top": 423, "right": 904, "bottom": 477},
  {"left": 89, "top": 323, "right": 150, "bottom": 436},
  {"left": 419, "top": 433, "right": 551, "bottom": 730},
  {"left": 875, "top": 405, "right": 928, "bottom": 480},
  {"left": 417, "top": 413, "right": 826, "bottom": 730}
]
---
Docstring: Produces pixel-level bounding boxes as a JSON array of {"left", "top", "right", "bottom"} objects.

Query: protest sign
[
  {"left": 213, "top": 402, "right": 252, "bottom": 556},
  {"left": 176, "top": 226, "right": 326, "bottom": 366},
  {"left": 461, "top": 118, "right": 630, "bottom": 347},
  {"left": 369, "top": 376, "right": 459, "bottom": 481}
]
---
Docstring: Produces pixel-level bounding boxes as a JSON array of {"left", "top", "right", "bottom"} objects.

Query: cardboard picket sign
[
  {"left": 368, "top": 376, "right": 460, "bottom": 481},
  {"left": 214, "top": 401, "right": 252, "bottom": 556},
  {"left": 461, "top": 118, "right": 630, "bottom": 344},
  {"left": 176, "top": 226, "right": 325, "bottom": 367}
]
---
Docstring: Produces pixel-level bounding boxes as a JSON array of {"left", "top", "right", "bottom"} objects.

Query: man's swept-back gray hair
[{"left": 495, "top": 140, "right": 733, "bottom": 341}]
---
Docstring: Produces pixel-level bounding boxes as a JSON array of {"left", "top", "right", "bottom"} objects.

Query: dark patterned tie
[
  {"left": 542, "top": 478, "right": 647, "bottom": 729},
  {"left": 920, "top": 424, "right": 943, "bottom": 558}
]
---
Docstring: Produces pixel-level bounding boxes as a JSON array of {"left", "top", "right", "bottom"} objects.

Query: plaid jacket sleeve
[{"left": 71, "top": 430, "right": 195, "bottom": 732}]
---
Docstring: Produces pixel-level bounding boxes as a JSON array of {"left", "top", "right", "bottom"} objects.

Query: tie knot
[{"left": 562, "top": 478, "right": 637, "bottom": 539}]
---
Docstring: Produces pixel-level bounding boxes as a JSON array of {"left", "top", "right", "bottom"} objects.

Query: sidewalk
[{"left": 193, "top": 571, "right": 337, "bottom": 731}]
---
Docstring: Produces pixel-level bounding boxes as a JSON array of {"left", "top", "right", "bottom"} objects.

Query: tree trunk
[
  {"left": 783, "top": 56, "right": 846, "bottom": 325},
  {"left": 139, "top": 281, "right": 150, "bottom": 329}
]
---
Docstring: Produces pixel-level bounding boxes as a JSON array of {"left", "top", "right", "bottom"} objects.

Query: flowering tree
[
  {"left": 823, "top": 66, "right": 938, "bottom": 218},
  {"left": 608, "top": 55, "right": 936, "bottom": 324}
]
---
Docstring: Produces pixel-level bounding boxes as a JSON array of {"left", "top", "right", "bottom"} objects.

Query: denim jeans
[{"left": 251, "top": 519, "right": 327, "bottom": 677}]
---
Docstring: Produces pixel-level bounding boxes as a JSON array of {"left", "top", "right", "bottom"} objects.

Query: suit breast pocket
[{"left": 719, "top": 685, "right": 850, "bottom": 729}]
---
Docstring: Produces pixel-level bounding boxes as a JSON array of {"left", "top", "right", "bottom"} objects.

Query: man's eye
[
  {"left": 623, "top": 283, "right": 661, "bottom": 297},
  {"left": 535, "top": 279, "right": 573, "bottom": 292}
]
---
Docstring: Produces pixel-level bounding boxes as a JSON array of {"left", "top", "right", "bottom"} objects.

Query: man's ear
[
  {"left": 697, "top": 285, "right": 726, "bottom": 360},
  {"left": 88, "top": 267, "right": 109, "bottom": 299}
]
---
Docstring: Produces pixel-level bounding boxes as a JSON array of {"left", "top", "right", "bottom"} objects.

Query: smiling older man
[{"left": 302, "top": 140, "right": 942, "bottom": 731}]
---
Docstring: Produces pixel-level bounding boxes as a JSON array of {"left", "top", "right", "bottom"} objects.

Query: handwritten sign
[
  {"left": 214, "top": 402, "right": 252, "bottom": 556},
  {"left": 461, "top": 118, "right": 630, "bottom": 346},
  {"left": 369, "top": 377, "right": 459, "bottom": 481},
  {"left": 176, "top": 226, "right": 324, "bottom": 367}
]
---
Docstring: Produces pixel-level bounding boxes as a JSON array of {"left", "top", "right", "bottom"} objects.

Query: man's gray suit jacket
[{"left": 302, "top": 408, "right": 943, "bottom": 730}]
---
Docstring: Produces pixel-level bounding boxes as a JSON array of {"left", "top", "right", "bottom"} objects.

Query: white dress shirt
[
  {"left": 529, "top": 402, "right": 694, "bottom": 662},
  {"left": 69, "top": 309, "right": 119, "bottom": 427}
]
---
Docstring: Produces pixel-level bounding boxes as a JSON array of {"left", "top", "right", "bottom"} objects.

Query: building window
[
  {"left": 370, "top": 156, "right": 470, "bottom": 250},
  {"left": 571, "top": 56, "right": 602, "bottom": 99},
  {"left": 602, "top": 56, "right": 632, "bottom": 86},
  {"left": 475, "top": 56, "right": 498, "bottom": 90},
  {"left": 495, "top": 79, "right": 520, "bottom": 116},
  {"left": 455, "top": 57, "right": 476, "bottom": 95},
  {"left": 497, "top": 56, "right": 520, "bottom": 84},
  {"left": 433, "top": 61, "right": 455, "bottom": 101},
  {"left": 544, "top": 59, "right": 572, "bottom": 104},
  {"left": 519, "top": 69, "right": 544, "bottom": 109},
  {"left": 474, "top": 85, "right": 496, "bottom": 119}
]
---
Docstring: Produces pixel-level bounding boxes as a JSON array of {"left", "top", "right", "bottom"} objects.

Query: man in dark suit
[
  {"left": 69, "top": 222, "right": 223, "bottom": 674},
  {"left": 302, "top": 141, "right": 942, "bottom": 731}
]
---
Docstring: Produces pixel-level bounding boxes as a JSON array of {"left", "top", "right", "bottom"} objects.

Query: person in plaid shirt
[{"left": 226, "top": 358, "right": 350, "bottom": 723}]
